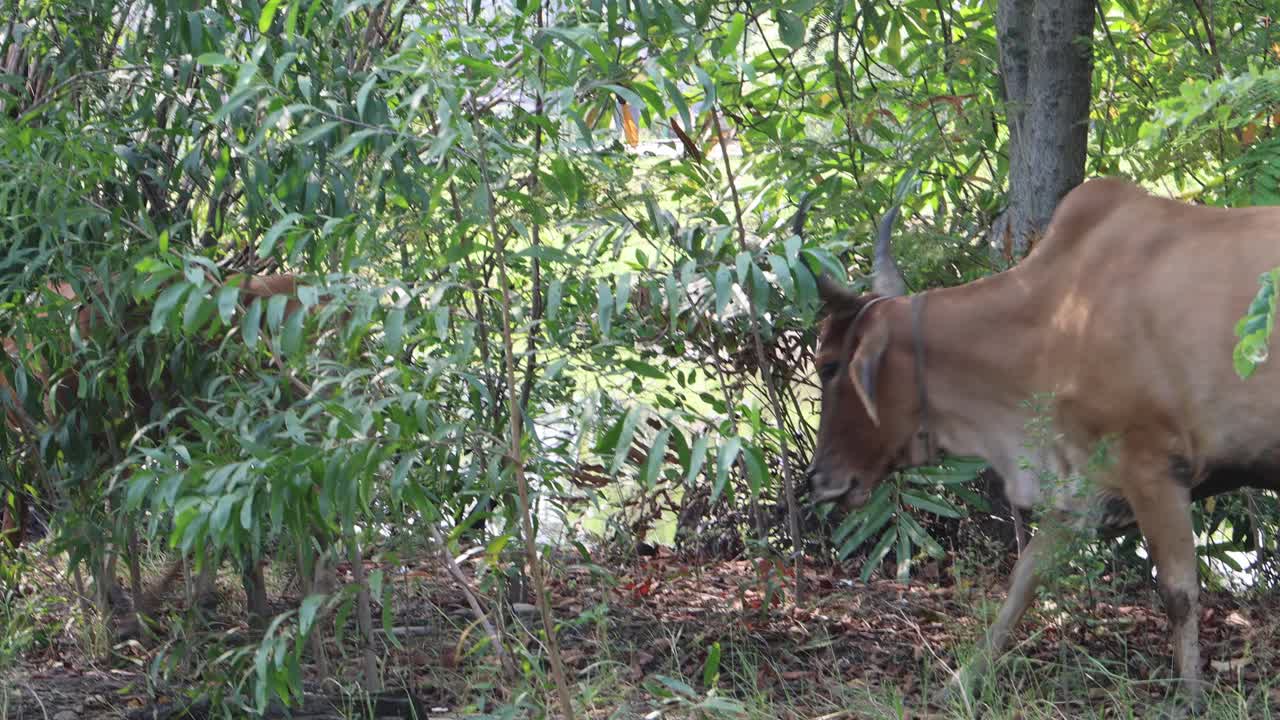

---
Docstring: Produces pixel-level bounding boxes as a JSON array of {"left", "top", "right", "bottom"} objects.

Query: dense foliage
[{"left": 3, "top": 0, "right": 1280, "bottom": 712}]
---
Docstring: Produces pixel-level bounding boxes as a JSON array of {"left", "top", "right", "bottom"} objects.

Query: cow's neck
[{"left": 902, "top": 271, "right": 1048, "bottom": 508}]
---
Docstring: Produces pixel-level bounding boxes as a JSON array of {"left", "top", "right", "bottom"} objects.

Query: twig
[
  {"left": 519, "top": 2, "right": 548, "bottom": 414},
  {"left": 708, "top": 332, "right": 767, "bottom": 544},
  {"left": 0, "top": 378, "right": 55, "bottom": 502},
  {"left": 83, "top": 196, "right": 153, "bottom": 240},
  {"left": 428, "top": 523, "right": 515, "bottom": 678},
  {"left": 16, "top": 64, "right": 150, "bottom": 124},
  {"left": 474, "top": 117, "right": 578, "bottom": 720},
  {"left": 710, "top": 108, "right": 805, "bottom": 603},
  {"left": 1191, "top": 0, "right": 1222, "bottom": 74},
  {"left": 346, "top": 533, "right": 382, "bottom": 691},
  {"left": 356, "top": 1, "right": 391, "bottom": 72}
]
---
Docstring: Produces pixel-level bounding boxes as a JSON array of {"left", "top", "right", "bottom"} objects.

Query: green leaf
[
  {"left": 332, "top": 128, "right": 383, "bottom": 158},
  {"left": 282, "top": 305, "right": 305, "bottom": 356},
  {"left": 663, "top": 76, "right": 692, "bottom": 134},
  {"left": 735, "top": 251, "right": 751, "bottom": 285},
  {"left": 616, "top": 272, "right": 633, "bottom": 312},
  {"left": 901, "top": 490, "right": 963, "bottom": 518},
  {"left": 217, "top": 285, "right": 241, "bottom": 324},
  {"left": 654, "top": 674, "right": 698, "bottom": 700},
  {"left": 259, "top": 0, "right": 286, "bottom": 32},
  {"left": 1235, "top": 340, "right": 1258, "bottom": 379},
  {"left": 749, "top": 262, "right": 769, "bottom": 313},
  {"left": 860, "top": 526, "right": 897, "bottom": 582},
  {"left": 896, "top": 522, "right": 912, "bottom": 581},
  {"left": 831, "top": 503, "right": 863, "bottom": 545},
  {"left": 596, "top": 280, "right": 614, "bottom": 337},
  {"left": 769, "top": 253, "right": 795, "bottom": 300},
  {"left": 385, "top": 307, "right": 404, "bottom": 355},
  {"left": 777, "top": 10, "right": 805, "bottom": 49},
  {"left": 741, "top": 444, "right": 768, "bottom": 496},
  {"left": 702, "top": 697, "right": 748, "bottom": 714},
  {"left": 299, "top": 593, "right": 324, "bottom": 636},
  {"left": 182, "top": 287, "right": 211, "bottom": 334},
  {"left": 623, "top": 359, "right": 666, "bottom": 379},
  {"left": 260, "top": 213, "right": 302, "bottom": 258},
  {"left": 240, "top": 493, "right": 255, "bottom": 530},
  {"left": 356, "top": 74, "right": 377, "bottom": 118},
  {"left": 197, "top": 53, "right": 235, "bottom": 67},
  {"left": 720, "top": 13, "right": 745, "bottom": 57},
  {"left": 837, "top": 485, "right": 895, "bottom": 554},
  {"left": 609, "top": 405, "right": 642, "bottom": 475},
  {"left": 801, "top": 248, "right": 846, "bottom": 281},
  {"left": 266, "top": 294, "right": 289, "bottom": 334},
  {"left": 792, "top": 257, "right": 817, "bottom": 308},
  {"left": 213, "top": 87, "right": 262, "bottom": 122},
  {"left": 242, "top": 297, "right": 264, "bottom": 348},
  {"left": 150, "top": 282, "right": 191, "bottom": 334},
  {"left": 642, "top": 427, "right": 671, "bottom": 489},
  {"left": 899, "top": 512, "right": 945, "bottom": 560},
  {"left": 254, "top": 637, "right": 272, "bottom": 710},
  {"left": 712, "top": 436, "right": 742, "bottom": 502},
  {"left": 210, "top": 495, "right": 234, "bottom": 533},
  {"left": 546, "top": 280, "right": 562, "bottom": 321},
  {"left": 594, "top": 411, "right": 627, "bottom": 455},
  {"left": 283, "top": 0, "right": 300, "bottom": 37},
  {"left": 714, "top": 266, "right": 732, "bottom": 318},
  {"left": 703, "top": 641, "right": 722, "bottom": 687},
  {"left": 272, "top": 52, "right": 298, "bottom": 84},
  {"left": 1233, "top": 268, "right": 1279, "bottom": 379},
  {"left": 294, "top": 121, "right": 339, "bottom": 147},
  {"left": 684, "top": 435, "right": 709, "bottom": 484},
  {"left": 125, "top": 473, "right": 155, "bottom": 511}
]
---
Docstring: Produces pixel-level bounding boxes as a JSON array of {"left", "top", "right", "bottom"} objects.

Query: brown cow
[
  {"left": 0, "top": 272, "right": 324, "bottom": 630},
  {"left": 807, "top": 177, "right": 1280, "bottom": 709}
]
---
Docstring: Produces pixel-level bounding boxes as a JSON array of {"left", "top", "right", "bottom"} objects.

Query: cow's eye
[{"left": 818, "top": 361, "right": 839, "bottom": 383}]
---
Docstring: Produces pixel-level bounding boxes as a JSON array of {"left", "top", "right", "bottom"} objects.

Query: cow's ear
[
  {"left": 849, "top": 319, "right": 890, "bottom": 425},
  {"left": 816, "top": 273, "right": 857, "bottom": 312}
]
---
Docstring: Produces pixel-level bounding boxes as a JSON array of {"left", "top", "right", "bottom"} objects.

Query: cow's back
[{"left": 1023, "top": 178, "right": 1280, "bottom": 477}]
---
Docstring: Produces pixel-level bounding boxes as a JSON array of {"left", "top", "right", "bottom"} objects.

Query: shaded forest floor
[{"left": 3, "top": 544, "right": 1280, "bottom": 719}]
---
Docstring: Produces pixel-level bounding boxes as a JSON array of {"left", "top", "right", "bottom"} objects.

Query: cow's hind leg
[{"left": 1125, "top": 473, "right": 1205, "bottom": 711}]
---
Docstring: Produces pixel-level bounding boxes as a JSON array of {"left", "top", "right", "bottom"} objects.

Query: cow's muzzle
[{"left": 806, "top": 463, "right": 870, "bottom": 509}]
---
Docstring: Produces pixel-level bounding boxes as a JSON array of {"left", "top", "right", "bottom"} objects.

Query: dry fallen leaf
[
  {"left": 1210, "top": 656, "right": 1250, "bottom": 673},
  {"left": 1224, "top": 611, "right": 1251, "bottom": 629}
]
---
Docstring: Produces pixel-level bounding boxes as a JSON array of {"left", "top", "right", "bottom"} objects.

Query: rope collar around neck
[{"left": 910, "top": 293, "right": 934, "bottom": 464}]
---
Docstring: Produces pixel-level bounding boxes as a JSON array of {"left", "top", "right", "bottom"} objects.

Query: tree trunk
[{"left": 996, "top": 0, "right": 1096, "bottom": 260}]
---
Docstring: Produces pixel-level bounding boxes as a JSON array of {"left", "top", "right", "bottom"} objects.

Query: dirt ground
[{"left": 2, "top": 546, "right": 1279, "bottom": 719}]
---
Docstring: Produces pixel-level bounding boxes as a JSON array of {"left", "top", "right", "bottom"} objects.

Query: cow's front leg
[
  {"left": 943, "top": 513, "right": 1072, "bottom": 703},
  {"left": 1126, "top": 476, "right": 1205, "bottom": 710}
]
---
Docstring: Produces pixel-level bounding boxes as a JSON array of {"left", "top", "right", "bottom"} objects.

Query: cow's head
[{"left": 807, "top": 205, "right": 922, "bottom": 510}]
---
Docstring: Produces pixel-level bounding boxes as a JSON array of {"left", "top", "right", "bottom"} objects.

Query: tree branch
[
  {"left": 474, "top": 122, "right": 578, "bottom": 720},
  {"left": 710, "top": 108, "right": 805, "bottom": 602},
  {"left": 429, "top": 523, "right": 515, "bottom": 678}
]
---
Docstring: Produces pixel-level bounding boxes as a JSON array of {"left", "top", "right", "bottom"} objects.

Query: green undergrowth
[{"left": 1, "top": 537, "right": 1279, "bottom": 719}]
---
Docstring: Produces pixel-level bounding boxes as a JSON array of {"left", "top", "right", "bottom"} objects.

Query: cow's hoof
[{"left": 1154, "top": 689, "right": 1206, "bottom": 720}]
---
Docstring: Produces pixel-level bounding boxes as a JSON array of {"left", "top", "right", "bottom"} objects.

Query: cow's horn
[
  {"left": 872, "top": 205, "right": 908, "bottom": 297},
  {"left": 816, "top": 273, "right": 856, "bottom": 307}
]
